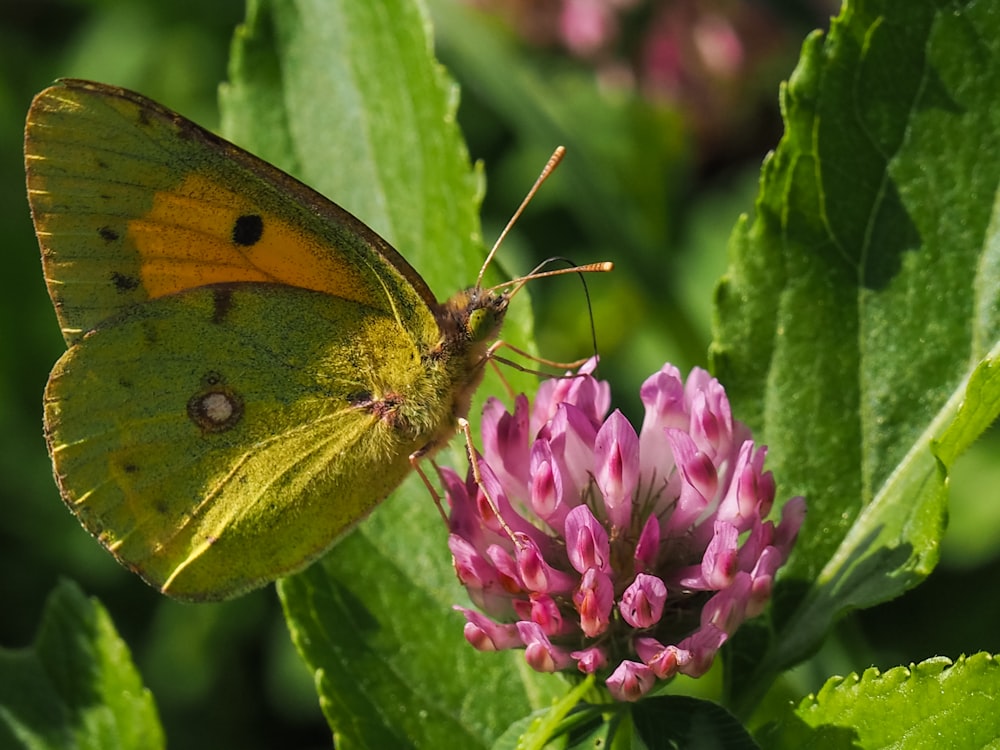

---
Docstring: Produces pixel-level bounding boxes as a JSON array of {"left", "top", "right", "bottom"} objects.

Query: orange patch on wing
[{"left": 128, "top": 172, "right": 375, "bottom": 304}]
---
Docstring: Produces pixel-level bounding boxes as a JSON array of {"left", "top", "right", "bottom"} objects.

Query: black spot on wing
[
  {"left": 212, "top": 287, "right": 233, "bottom": 324},
  {"left": 98, "top": 226, "right": 119, "bottom": 243},
  {"left": 347, "top": 391, "right": 373, "bottom": 406},
  {"left": 232, "top": 214, "right": 264, "bottom": 247},
  {"left": 111, "top": 271, "right": 140, "bottom": 293}
]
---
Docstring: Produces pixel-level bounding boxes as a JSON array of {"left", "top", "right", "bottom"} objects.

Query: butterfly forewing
[{"left": 25, "top": 79, "right": 439, "bottom": 346}]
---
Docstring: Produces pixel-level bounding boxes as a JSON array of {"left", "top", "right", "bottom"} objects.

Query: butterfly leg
[
  {"left": 454, "top": 418, "right": 516, "bottom": 542},
  {"left": 409, "top": 452, "right": 450, "bottom": 526},
  {"left": 491, "top": 339, "right": 592, "bottom": 371}
]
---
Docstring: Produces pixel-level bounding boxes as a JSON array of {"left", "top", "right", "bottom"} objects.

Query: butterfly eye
[{"left": 467, "top": 306, "right": 499, "bottom": 343}]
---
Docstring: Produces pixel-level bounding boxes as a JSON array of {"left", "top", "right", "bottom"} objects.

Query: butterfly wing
[
  {"left": 25, "top": 79, "right": 440, "bottom": 346},
  {"left": 45, "top": 284, "right": 433, "bottom": 600}
]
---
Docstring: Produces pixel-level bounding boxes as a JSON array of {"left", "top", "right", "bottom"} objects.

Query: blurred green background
[{"left": 2, "top": 1, "right": 998, "bottom": 747}]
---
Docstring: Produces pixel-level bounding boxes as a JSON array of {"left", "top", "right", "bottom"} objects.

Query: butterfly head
[
  {"left": 423, "top": 286, "right": 508, "bottom": 433},
  {"left": 438, "top": 286, "right": 509, "bottom": 351}
]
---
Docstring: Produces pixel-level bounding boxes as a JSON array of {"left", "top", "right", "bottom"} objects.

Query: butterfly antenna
[
  {"left": 555, "top": 257, "right": 602, "bottom": 367},
  {"left": 498, "top": 257, "right": 612, "bottom": 302},
  {"left": 476, "top": 146, "right": 567, "bottom": 290},
  {"left": 494, "top": 256, "right": 606, "bottom": 372}
]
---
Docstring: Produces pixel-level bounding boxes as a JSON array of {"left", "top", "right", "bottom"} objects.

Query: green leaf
[
  {"left": 222, "top": 0, "right": 551, "bottom": 745},
  {"left": 758, "top": 653, "right": 1000, "bottom": 749},
  {"left": 631, "top": 696, "right": 760, "bottom": 750},
  {"left": 711, "top": 0, "right": 1000, "bottom": 713},
  {"left": 222, "top": 0, "right": 478, "bottom": 288},
  {"left": 495, "top": 675, "right": 595, "bottom": 750},
  {"left": 276, "top": 508, "right": 559, "bottom": 750},
  {"left": 0, "top": 580, "right": 163, "bottom": 750},
  {"left": 492, "top": 691, "right": 758, "bottom": 750}
]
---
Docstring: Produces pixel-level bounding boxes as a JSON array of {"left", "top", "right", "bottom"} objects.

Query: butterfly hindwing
[{"left": 44, "top": 284, "right": 435, "bottom": 600}]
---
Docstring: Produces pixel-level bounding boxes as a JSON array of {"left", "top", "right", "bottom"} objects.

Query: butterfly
[{"left": 25, "top": 78, "right": 522, "bottom": 601}]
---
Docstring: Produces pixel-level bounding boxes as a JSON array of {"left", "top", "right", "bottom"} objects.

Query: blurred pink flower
[
  {"left": 443, "top": 360, "right": 805, "bottom": 701},
  {"left": 461, "top": 0, "right": 816, "bottom": 159}
]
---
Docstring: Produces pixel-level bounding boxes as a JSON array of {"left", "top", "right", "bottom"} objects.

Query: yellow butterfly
[{"left": 26, "top": 79, "right": 525, "bottom": 601}]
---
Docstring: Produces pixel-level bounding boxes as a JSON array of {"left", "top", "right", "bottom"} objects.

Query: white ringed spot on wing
[{"left": 187, "top": 371, "right": 244, "bottom": 433}]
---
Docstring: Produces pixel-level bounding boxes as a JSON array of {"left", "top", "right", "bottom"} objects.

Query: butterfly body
[{"left": 27, "top": 79, "right": 506, "bottom": 600}]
